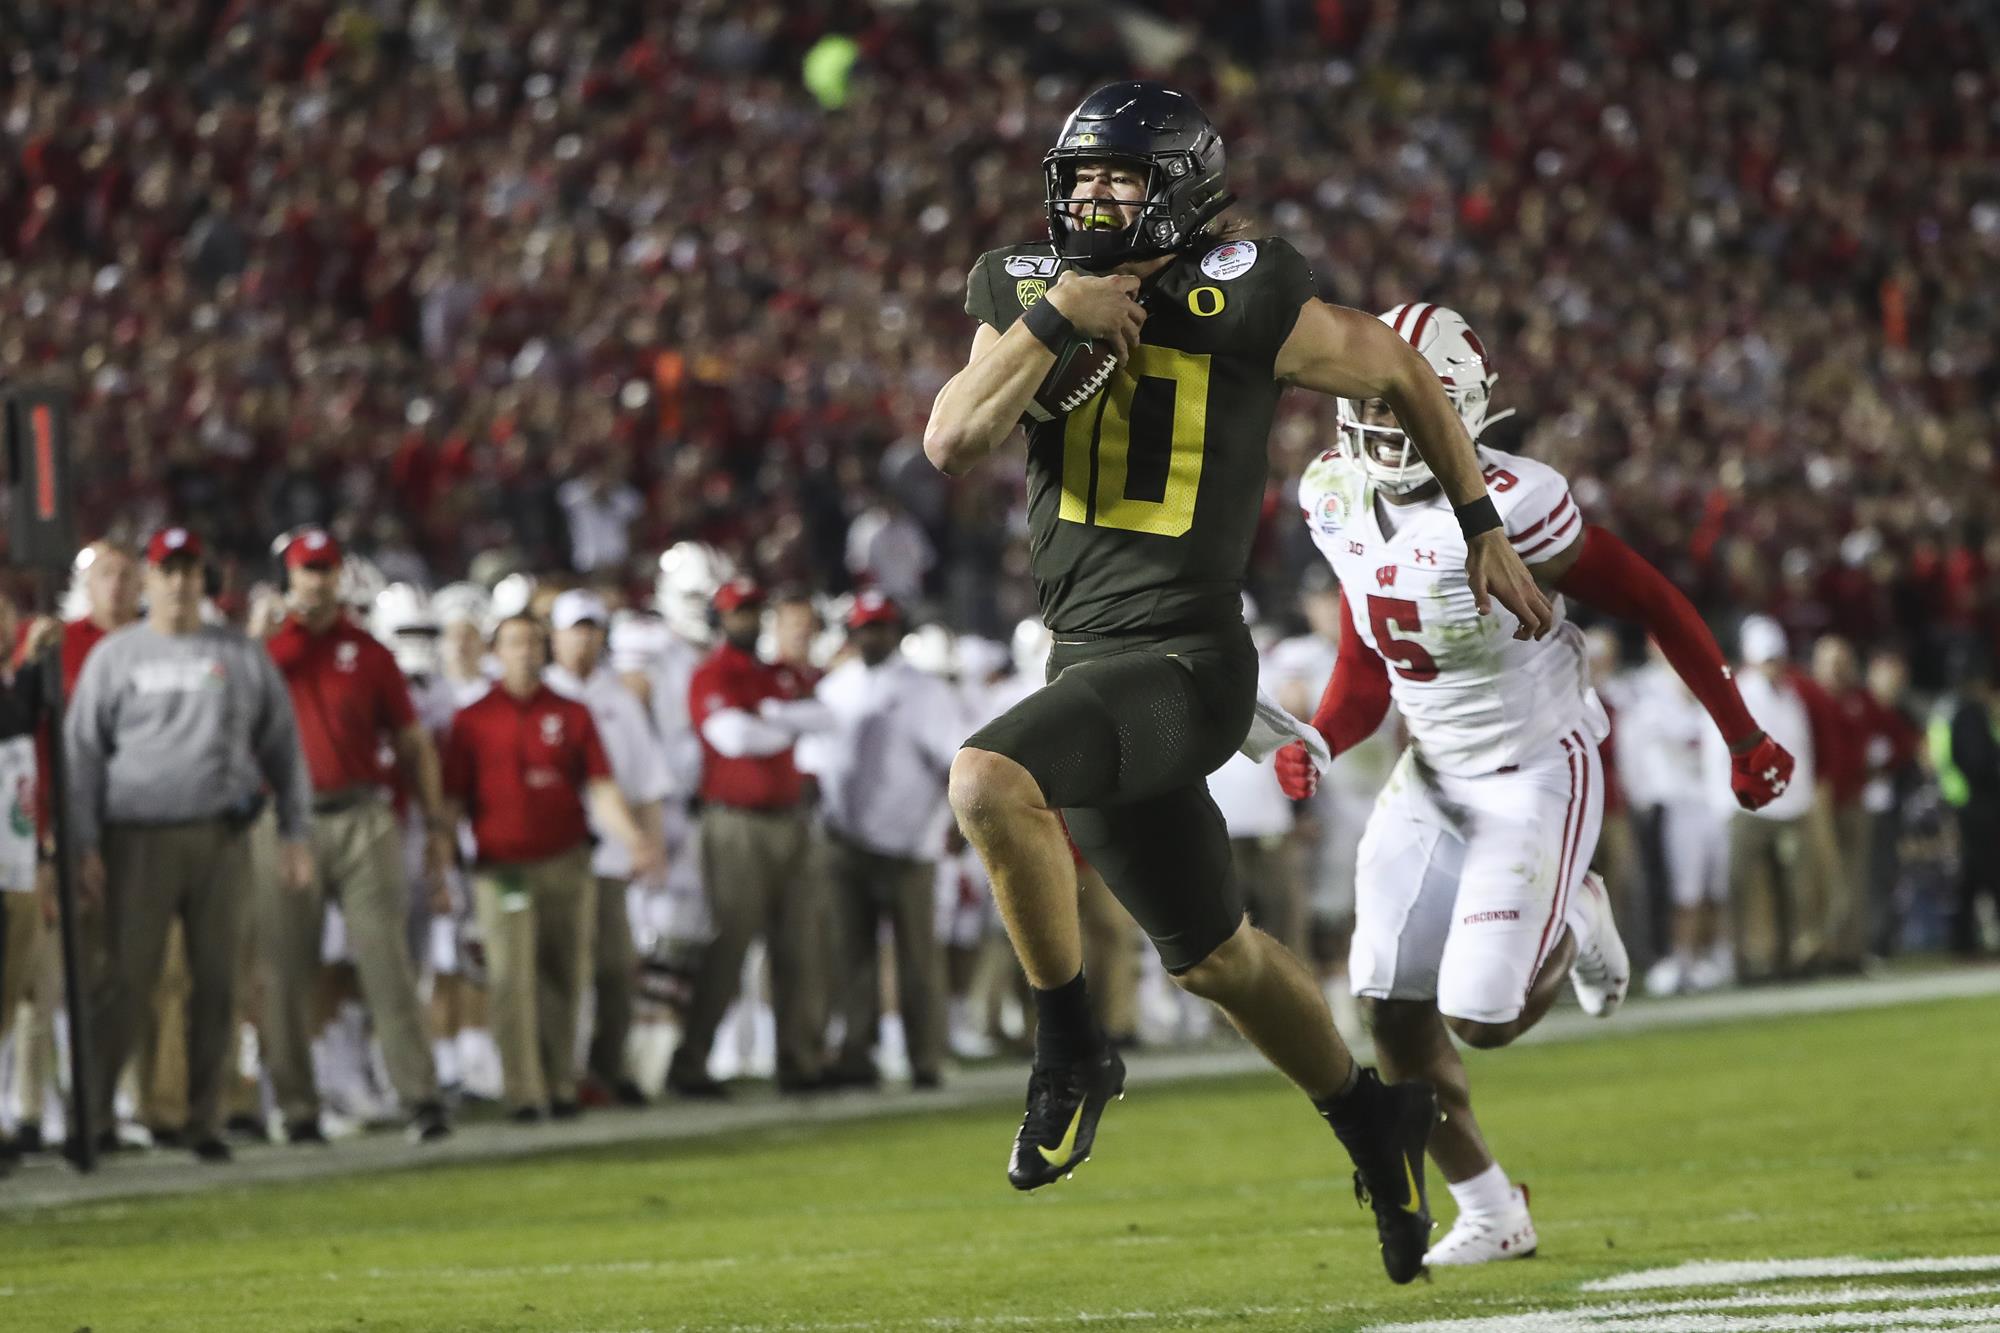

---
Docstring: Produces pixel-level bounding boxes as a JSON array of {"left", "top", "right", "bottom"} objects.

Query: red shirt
[
  {"left": 62, "top": 618, "right": 110, "bottom": 694},
  {"left": 442, "top": 683, "right": 610, "bottom": 863},
  {"left": 689, "top": 641, "right": 809, "bottom": 810},
  {"left": 266, "top": 613, "right": 417, "bottom": 793},
  {"left": 1791, "top": 670, "right": 1866, "bottom": 806}
]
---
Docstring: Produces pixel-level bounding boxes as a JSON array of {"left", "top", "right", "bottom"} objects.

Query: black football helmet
[{"left": 1043, "top": 82, "right": 1233, "bottom": 270}]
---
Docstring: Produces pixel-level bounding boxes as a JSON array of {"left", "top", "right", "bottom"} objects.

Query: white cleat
[
  {"left": 1569, "top": 872, "right": 1629, "bottom": 1018},
  {"left": 1424, "top": 1184, "right": 1539, "bottom": 1266}
]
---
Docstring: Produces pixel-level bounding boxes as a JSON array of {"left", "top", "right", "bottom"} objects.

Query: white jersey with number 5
[{"left": 1298, "top": 446, "right": 1606, "bottom": 777}]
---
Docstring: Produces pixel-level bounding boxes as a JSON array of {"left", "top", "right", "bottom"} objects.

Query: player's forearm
[
  {"left": 1380, "top": 359, "right": 1488, "bottom": 508},
  {"left": 924, "top": 323, "right": 1054, "bottom": 475},
  {"left": 1556, "top": 526, "right": 1759, "bottom": 744},
  {"left": 587, "top": 778, "right": 649, "bottom": 854}
]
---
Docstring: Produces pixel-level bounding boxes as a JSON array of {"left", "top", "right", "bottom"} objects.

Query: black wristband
[
  {"left": 1020, "top": 297, "right": 1075, "bottom": 354},
  {"left": 1454, "top": 493, "right": 1503, "bottom": 540}
]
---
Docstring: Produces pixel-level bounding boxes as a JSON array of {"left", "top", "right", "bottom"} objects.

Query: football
[{"left": 1024, "top": 338, "right": 1119, "bottom": 422}]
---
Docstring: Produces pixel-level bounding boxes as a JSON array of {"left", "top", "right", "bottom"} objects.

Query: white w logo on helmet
[{"left": 1337, "top": 303, "right": 1516, "bottom": 493}]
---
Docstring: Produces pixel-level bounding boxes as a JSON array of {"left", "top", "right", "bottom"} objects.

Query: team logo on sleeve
[
  {"left": 1316, "top": 491, "right": 1346, "bottom": 533},
  {"left": 1016, "top": 278, "right": 1047, "bottom": 308},
  {"left": 1199, "top": 240, "right": 1258, "bottom": 280},
  {"left": 1004, "top": 254, "right": 1060, "bottom": 278}
]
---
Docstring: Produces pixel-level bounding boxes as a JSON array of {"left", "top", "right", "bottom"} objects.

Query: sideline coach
[{"left": 66, "top": 527, "right": 313, "bottom": 1161}]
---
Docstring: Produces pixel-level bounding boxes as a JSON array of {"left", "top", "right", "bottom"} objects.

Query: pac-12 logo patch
[
  {"left": 1016, "top": 278, "right": 1047, "bottom": 308},
  {"left": 1316, "top": 491, "right": 1345, "bottom": 533},
  {"left": 1200, "top": 240, "right": 1258, "bottom": 280}
]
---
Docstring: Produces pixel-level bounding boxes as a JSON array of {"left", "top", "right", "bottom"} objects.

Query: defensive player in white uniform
[{"left": 1278, "top": 303, "right": 1798, "bottom": 1267}]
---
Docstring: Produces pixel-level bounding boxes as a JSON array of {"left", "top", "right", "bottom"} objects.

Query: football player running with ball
[
  {"left": 1279, "top": 303, "right": 1797, "bottom": 1267},
  {"left": 925, "top": 81, "right": 1555, "bottom": 1285}
]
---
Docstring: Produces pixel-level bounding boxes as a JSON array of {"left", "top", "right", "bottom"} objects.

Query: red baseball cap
[
  {"left": 145, "top": 526, "right": 204, "bottom": 566},
  {"left": 283, "top": 528, "right": 344, "bottom": 570},
  {"left": 282, "top": 528, "right": 344, "bottom": 568},
  {"left": 712, "top": 577, "right": 766, "bottom": 614},
  {"left": 847, "top": 590, "right": 902, "bottom": 629}
]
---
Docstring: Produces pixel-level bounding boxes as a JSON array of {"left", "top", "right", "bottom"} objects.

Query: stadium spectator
[
  {"left": 259, "top": 529, "right": 453, "bottom": 1145},
  {"left": 441, "top": 614, "right": 664, "bottom": 1121},
  {"left": 1703, "top": 617, "right": 1821, "bottom": 983},
  {"left": 543, "top": 589, "right": 673, "bottom": 1107},
  {"left": 66, "top": 527, "right": 314, "bottom": 1162},
  {"left": 1861, "top": 650, "right": 1923, "bottom": 956},
  {"left": 1807, "top": 635, "right": 1884, "bottom": 971},
  {"left": 1930, "top": 656, "right": 2000, "bottom": 958},
  {"left": 668, "top": 578, "right": 831, "bottom": 1098},
  {"left": 798, "top": 592, "right": 962, "bottom": 1090}
]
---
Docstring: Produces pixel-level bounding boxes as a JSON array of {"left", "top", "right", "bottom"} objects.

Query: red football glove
[
  {"left": 1275, "top": 740, "right": 1320, "bottom": 800},
  {"left": 1729, "top": 732, "right": 1796, "bottom": 811}
]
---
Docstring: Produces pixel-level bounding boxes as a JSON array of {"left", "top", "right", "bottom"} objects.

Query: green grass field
[{"left": 4, "top": 994, "right": 1998, "bottom": 1332}]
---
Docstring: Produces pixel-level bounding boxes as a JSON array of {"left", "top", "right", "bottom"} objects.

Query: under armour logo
[
  {"left": 1376, "top": 566, "right": 1397, "bottom": 588},
  {"left": 1347, "top": 540, "right": 1365, "bottom": 555},
  {"left": 1764, "top": 768, "right": 1788, "bottom": 795},
  {"left": 1415, "top": 549, "right": 1438, "bottom": 566}
]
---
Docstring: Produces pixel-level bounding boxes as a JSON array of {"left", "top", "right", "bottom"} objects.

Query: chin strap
[{"left": 1556, "top": 525, "right": 1758, "bottom": 745}]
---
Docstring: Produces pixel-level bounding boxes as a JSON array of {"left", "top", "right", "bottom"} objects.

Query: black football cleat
[
  {"left": 1324, "top": 1068, "right": 1439, "bottom": 1285},
  {"left": 1007, "top": 1045, "right": 1126, "bottom": 1191}
]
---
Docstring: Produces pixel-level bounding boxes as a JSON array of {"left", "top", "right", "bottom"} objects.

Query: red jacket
[{"left": 689, "top": 641, "right": 811, "bottom": 811}]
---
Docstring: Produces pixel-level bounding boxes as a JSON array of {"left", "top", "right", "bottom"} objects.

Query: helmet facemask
[{"left": 1044, "top": 154, "right": 1185, "bottom": 269}]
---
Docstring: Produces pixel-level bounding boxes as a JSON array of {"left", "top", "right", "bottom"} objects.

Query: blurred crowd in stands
[
  {"left": 3, "top": 0, "right": 1997, "bottom": 676},
  {"left": 0, "top": 1, "right": 1996, "bottom": 1163}
]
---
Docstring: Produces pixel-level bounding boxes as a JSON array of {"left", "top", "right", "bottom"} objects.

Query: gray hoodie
[{"left": 65, "top": 621, "right": 312, "bottom": 851}]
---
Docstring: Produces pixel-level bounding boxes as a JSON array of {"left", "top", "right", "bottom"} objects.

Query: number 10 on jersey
[{"left": 1059, "top": 346, "right": 1210, "bottom": 538}]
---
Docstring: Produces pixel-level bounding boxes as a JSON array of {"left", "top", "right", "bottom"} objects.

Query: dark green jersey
[{"left": 965, "top": 237, "right": 1317, "bottom": 635}]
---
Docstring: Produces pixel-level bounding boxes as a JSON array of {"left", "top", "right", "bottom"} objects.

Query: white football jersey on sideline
[{"left": 1299, "top": 445, "right": 1605, "bottom": 777}]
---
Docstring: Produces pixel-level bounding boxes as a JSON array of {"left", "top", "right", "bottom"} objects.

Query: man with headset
[{"left": 259, "top": 528, "right": 453, "bottom": 1143}]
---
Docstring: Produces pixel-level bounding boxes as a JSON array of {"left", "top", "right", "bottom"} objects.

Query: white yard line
[
  {"left": 1367, "top": 1305, "right": 2000, "bottom": 1333},
  {"left": 1583, "top": 1256, "right": 2000, "bottom": 1293}
]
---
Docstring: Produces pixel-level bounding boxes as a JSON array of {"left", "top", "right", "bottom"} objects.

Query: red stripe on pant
[{"left": 1532, "top": 732, "right": 1589, "bottom": 982}]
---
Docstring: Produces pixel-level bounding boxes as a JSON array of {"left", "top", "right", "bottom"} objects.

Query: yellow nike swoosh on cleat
[
  {"left": 1398, "top": 1153, "right": 1423, "bottom": 1215},
  {"left": 1035, "top": 1102, "right": 1087, "bottom": 1168}
]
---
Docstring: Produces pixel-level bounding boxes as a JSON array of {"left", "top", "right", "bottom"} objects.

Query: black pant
[
  {"left": 1953, "top": 804, "right": 1999, "bottom": 955},
  {"left": 964, "top": 624, "right": 1257, "bottom": 973}
]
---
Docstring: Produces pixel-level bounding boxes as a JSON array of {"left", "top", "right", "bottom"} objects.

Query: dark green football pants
[{"left": 964, "top": 624, "right": 1256, "bottom": 972}]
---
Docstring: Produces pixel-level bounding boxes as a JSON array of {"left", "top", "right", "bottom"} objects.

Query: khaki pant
[
  {"left": 91, "top": 820, "right": 254, "bottom": 1140},
  {"left": 1233, "top": 834, "right": 1305, "bottom": 957},
  {"left": 671, "top": 806, "right": 823, "bottom": 1086},
  {"left": 586, "top": 876, "right": 637, "bottom": 1085},
  {"left": 135, "top": 923, "right": 191, "bottom": 1132},
  {"left": 824, "top": 831, "right": 943, "bottom": 1082},
  {"left": 1077, "top": 863, "right": 1139, "bottom": 1041},
  {"left": 472, "top": 847, "right": 593, "bottom": 1110},
  {"left": 1, "top": 889, "right": 45, "bottom": 1047},
  {"left": 1729, "top": 811, "right": 1842, "bottom": 980},
  {"left": 260, "top": 800, "right": 438, "bottom": 1124}
]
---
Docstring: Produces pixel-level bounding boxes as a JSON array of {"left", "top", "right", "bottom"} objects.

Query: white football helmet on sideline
[
  {"left": 372, "top": 583, "right": 441, "bottom": 676},
  {"left": 491, "top": 571, "right": 538, "bottom": 622},
  {"left": 655, "top": 542, "right": 734, "bottom": 646},
  {"left": 902, "top": 623, "right": 958, "bottom": 678},
  {"left": 1338, "top": 303, "right": 1515, "bottom": 494},
  {"left": 1010, "top": 617, "right": 1052, "bottom": 681},
  {"left": 432, "top": 581, "right": 494, "bottom": 634},
  {"left": 339, "top": 554, "right": 388, "bottom": 612}
]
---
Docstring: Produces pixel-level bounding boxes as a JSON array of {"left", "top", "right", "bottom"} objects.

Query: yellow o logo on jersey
[{"left": 1187, "top": 285, "right": 1226, "bottom": 317}]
